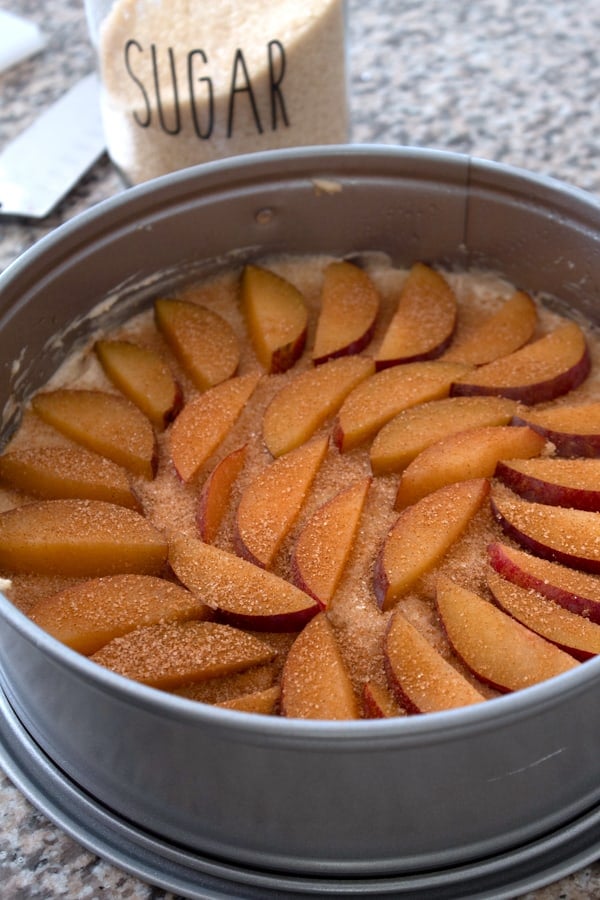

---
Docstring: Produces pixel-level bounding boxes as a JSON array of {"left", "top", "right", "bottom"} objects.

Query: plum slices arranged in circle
[{"left": 1, "top": 254, "right": 599, "bottom": 720}]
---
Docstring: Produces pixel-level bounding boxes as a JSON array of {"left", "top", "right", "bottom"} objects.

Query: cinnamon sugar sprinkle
[{"left": 2, "top": 254, "right": 600, "bottom": 719}]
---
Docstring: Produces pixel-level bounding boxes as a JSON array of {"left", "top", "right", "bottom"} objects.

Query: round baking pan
[
  {"left": 2, "top": 685, "right": 600, "bottom": 899},
  {"left": 1, "top": 146, "right": 600, "bottom": 887}
]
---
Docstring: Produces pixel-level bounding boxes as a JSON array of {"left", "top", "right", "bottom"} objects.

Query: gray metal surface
[
  {"left": 1, "top": 685, "right": 599, "bottom": 900},
  {"left": 0, "top": 146, "right": 600, "bottom": 882}
]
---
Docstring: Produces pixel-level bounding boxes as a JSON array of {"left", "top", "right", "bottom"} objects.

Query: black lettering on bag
[
  {"left": 268, "top": 40, "right": 289, "bottom": 129},
  {"left": 152, "top": 45, "right": 182, "bottom": 135},
  {"left": 124, "top": 40, "right": 152, "bottom": 128},
  {"left": 188, "top": 49, "right": 214, "bottom": 139},
  {"left": 227, "top": 49, "right": 263, "bottom": 137}
]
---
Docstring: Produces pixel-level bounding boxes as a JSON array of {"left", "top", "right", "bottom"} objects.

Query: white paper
[
  {"left": 0, "top": 75, "right": 106, "bottom": 218},
  {"left": 0, "top": 11, "right": 46, "bottom": 74}
]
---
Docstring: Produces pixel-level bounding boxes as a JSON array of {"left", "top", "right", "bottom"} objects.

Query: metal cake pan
[
  {"left": 3, "top": 684, "right": 600, "bottom": 900},
  {"left": 1, "top": 146, "right": 600, "bottom": 888}
]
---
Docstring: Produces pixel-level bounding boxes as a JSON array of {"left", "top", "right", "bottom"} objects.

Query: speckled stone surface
[{"left": 2, "top": 0, "right": 600, "bottom": 897}]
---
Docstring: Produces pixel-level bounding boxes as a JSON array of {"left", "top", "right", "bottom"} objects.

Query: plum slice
[
  {"left": 436, "top": 575, "right": 578, "bottom": 692},
  {"left": 375, "top": 263, "right": 457, "bottom": 369},
  {"left": 384, "top": 610, "right": 485, "bottom": 713},
  {"left": 263, "top": 355, "right": 374, "bottom": 458},
  {"left": 197, "top": 444, "right": 247, "bottom": 543},
  {"left": 155, "top": 298, "right": 240, "bottom": 390},
  {"left": 488, "top": 541, "right": 600, "bottom": 623},
  {"left": 370, "top": 395, "right": 517, "bottom": 476},
  {"left": 363, "top": 679, "right": 406, "bottom": 718},
  {"left": 169, "top": 538, "right": 320, "bottom": 632},
  {"left": 28, "top": 573, "right": 210, "bottom": 655},
  {"left": 169, "top": 372, "right": 260, "bottom": 482},
  {"left": 32, "top": 389, "right": 157, "bottom": 479},
  {"left": 280, "top": 613, "right": 359, "bottom": 719},
  {"left": 95, "top": 339, "right": 182, "bottom": 430},
  {"left": 91, "top": 620, "right": 275, "bottom": 690},
  {"left": 0, "top": 499, "right": 168, "bottom": 577},
  {"left": 394, "top": 424, "right": 545, "bottom": 510},
  {"left": 241, "top": 265, "right": 308, "bottom": 374},
  {"left": 486, "top": 568, "right": 600, "bottom": 660},
  {"left": 495, "top": 456, "right": 600, "bottom": 511},
  {"left": 443, "top": 290, "right": 538, "bottom": 366},
  {"left": 491, "top": 485, "right": 600, "bottom": 574},
  {"left": 333, "top": 360, "right": 470, "bottom": 452},
  {"left": 290, "top": 477, "right": 371, "bottom": 607},
  {"left": 234, "top": 436, "right": 328, "bottom": 569},
  {"left": 374, "top": 478, "right": 490, "bottom": 611},
  {"left": 512, "top": 401, "right": 600, "bottom": 457},
  {"left": 0, "top": 445, "right": 139, "bottom": 509},
  {"left": 312, "top": 261, "right": 379, "bottom": 365},
  {"left": 450, "top": 321, "right": 590, "bottom": 404},
  {"left": 217, "top": 685, "right": 281, "bottom": 714}
]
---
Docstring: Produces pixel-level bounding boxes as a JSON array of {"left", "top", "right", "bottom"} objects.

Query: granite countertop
[{"left": 2, "top": 0, "right": 600, "bottom": 896}]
